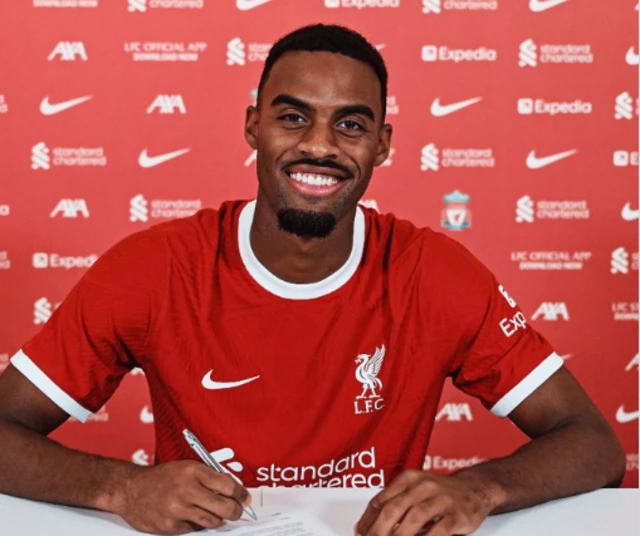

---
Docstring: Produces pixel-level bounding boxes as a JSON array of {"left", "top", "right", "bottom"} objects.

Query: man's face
[{"left": 245, "top": 50, "right": 392, "bottom": 238}]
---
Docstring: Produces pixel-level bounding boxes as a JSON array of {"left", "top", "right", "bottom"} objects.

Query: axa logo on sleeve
[
  {"left": 435, "top": 403, "right": 473, "bottom": 422},
  {"left": 256, "top": 447, "right": 385, "bottom": 488},
  {"left": 422, "top": 45, "right": 497, "bottom": 63},
  {"left": 32, "top": 252, "right": 97, "bottom": 270}
]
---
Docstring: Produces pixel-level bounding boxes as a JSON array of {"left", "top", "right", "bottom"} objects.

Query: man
[{"left": 0, "top": 24, "right": 625, "bottom": 536}]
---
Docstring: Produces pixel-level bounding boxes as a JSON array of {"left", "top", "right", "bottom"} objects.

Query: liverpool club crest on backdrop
[
  {"left": 354, "top": 345, "right": 386, "bottom": 415},
  {"left": 441, "top": 190, "right": 472, "bottom": 231}
]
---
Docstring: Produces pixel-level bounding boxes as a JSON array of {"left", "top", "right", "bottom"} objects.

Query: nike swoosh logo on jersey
[
  {"left": 138, "top": 148, "right": 190, "bottom": 168},
  {"left": 430, "top": 97, "right": 482, "bottom": 117},
  {"left": 621, "top": 203, "right": 640, "bottom": 221},
  {"left": 616, "top": 405, "right": 639, "bottom": 423},
  {"left": 526, "top": 149, "right": 577, "bottom": 169},
  {"left": 529, "top": 0, "right": 569, "bottom": 13},
  {"left": 40, "top": 95, "right": 92, "bottom": 116},
  {"left": 201, "top": 370, "right": 260, "bottom": 390},
  {"left": 236, "top": 0, "right": 273, "bottom": 10}
]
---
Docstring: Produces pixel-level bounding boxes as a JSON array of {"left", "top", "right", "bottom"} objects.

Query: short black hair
[{"left": 257, "top": 24, "right": 388, "bottom": 122}]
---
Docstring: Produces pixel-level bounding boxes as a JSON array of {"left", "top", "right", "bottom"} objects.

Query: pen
[{"left": 182, "top": 428, "right": 258, "bottom": 521}]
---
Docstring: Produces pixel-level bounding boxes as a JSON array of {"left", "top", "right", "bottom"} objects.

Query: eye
[
  {"left": 338, "top": 119, "right": 364, "bottom": 131},
  {"left": 279, "top": 113, "right": 306, "bottom": 124}
]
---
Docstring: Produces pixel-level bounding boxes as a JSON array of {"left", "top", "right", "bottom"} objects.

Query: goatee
[{"left": 277, "top": 208, "right": 337, "bottom": 238}]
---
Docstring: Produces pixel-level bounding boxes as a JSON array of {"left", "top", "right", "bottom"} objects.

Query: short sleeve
[
  {"left": 10, "top": 228, "right": 169, "bottom": 422},
  {"left": 425, "top": 232, "right": 563, "bottom": 417}
]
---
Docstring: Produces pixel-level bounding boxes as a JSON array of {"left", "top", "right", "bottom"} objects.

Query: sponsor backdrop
[{"left": 0, "top": 0, "right": 638, "bottom": 487}]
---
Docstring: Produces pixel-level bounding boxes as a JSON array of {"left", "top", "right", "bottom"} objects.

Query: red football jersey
[{"left": 11, "top": 200, "right": 562, "bottom": 488}]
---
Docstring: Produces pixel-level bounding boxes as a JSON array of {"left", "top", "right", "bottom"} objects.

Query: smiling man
[{"left": 0, "top": 24, "right": 626, "bottom": 536}]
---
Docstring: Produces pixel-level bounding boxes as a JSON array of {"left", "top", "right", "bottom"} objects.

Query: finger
[
  {"left": 196, "top": 466, "right": 250, "bottom": 505},
  {"left": 356, "top": 470, "right": 423, "bottom": 534},
  {"left": 393, "top": 498, "right": 450, "bottom": 536},
  {"left": 190, "top": 485, "right": 244, "bottom": 522},
  {"left": 418, "top": 516, "right": 456, "bottom": 536},
  {"left": 364, "top": 492, "right": 437, "bottom": 536},
  {"left": 183, "top": 505, "right": 225, "bottom": 530}
]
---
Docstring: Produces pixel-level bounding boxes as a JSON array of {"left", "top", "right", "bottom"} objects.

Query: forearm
[
  {"left": 0, "top": 419, "right": 140, "bottom": 512},
  {"left": 452, "top": 419, "right": 626, "bottom": 514}
]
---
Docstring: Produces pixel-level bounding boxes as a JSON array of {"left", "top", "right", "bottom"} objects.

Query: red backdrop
[{"left": 0, "top": 0, "right": 638, "bottom": 487}]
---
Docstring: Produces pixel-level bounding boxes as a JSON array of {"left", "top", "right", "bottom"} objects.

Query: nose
[{"left": 297, "top": 120, "right": 339, "bottom": 160}]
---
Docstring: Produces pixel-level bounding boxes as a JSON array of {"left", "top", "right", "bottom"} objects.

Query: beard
[{"left": 277, "top": 208, "right": 337, "bottom": 238}]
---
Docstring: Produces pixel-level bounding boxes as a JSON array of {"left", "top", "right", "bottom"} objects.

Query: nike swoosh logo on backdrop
[
  {"left": 236, "top": 0, "right": 273, "bottom": 10},
  {"left": 40, "top": 95, "right": 92, "bottom": 115},
  {"left": 138, "top": 148, "right": 190, "bottom": 168},
  {"left": 526, "top": 149, "right": 577, "bottom": 169},
  {"left": 529, "top": 0, "right": 570, "bottom": 12},
  {"left": 430, "top": 97, "right": 482, "bottom": 117},
  {"left": 626, "top": 47, "right": 639, "bottom": 65},
  {"left": 621, "top": 203, "right": 640, "bottom": 221},
  {"left": 201, "top": 370, "right": 260, "bottom": 390},
  {"left": 616, "top": 405, "right": 639, "bottom": 423}
]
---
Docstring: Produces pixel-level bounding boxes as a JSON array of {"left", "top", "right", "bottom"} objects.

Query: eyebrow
[{"left": 270, "top": 93, "right": 376, "bottom": 122}]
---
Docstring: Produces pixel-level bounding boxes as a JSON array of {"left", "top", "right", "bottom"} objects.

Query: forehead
[{"left": 262, "top": 50, "right": 382, "bottom": 113}]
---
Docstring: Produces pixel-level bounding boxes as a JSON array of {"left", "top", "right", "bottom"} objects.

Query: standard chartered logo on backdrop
[
  {"left": 128, "top": 0, "right": 204, "bottom": 12},
  {"left": 519, "top": 39, "right": 537, "bottom": 67},
  {"left": 615, "top": 91, "right": 636, "bottom": 120},
  {"left": 33, "top": 297, "right": 58, "bottom": 325},
  {"left": 420, "top": 144, "right": 439, "bottom": 171},
  {"left": 610, "top": 247, "right": 638, "bottom": 275},
  {"left": 130, "top": 195, "right": 149, "bottom": 222},
  {"left": 422, "top": 0, "right": 498, "bottom": 14},
  {"left": 31, "top": 142, "right": 50, "bottom": 170},
  {"left": 515, "top": 196, "right": 535, "bottom": 223},
  {"left": 227, "top": 38, "right": 246, "bottom": 66}
]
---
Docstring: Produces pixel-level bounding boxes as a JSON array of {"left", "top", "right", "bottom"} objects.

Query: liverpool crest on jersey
[{"left": 354, "top": 345, "right": 386, "bottom": 415}]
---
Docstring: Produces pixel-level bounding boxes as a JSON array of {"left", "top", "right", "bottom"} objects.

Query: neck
[{"left": 249, "top": 193, "right": 356, "bottom": 284}]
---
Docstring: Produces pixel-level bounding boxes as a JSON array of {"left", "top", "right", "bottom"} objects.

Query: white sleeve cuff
[
  {"left": 490, "top": 352, "right": 564, "bottom": 417},
  {"left": 10, "top": 350, "right": 93, "bottom": 423}
]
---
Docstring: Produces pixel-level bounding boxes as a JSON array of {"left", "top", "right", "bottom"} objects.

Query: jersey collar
[{"left": 237, "top": 200, "right": 365, "bottom": 300}]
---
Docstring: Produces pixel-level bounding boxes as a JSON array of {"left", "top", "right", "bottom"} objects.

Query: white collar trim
[{"left": 238, "top": 200, "right": 365, "bottom": 300}]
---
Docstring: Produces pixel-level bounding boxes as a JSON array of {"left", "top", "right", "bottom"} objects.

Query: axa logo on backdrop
[
  {"left": 147, "top": 95, "right": 186, "bottom": 114},
  {"left": 531, "top": 302, "right": 570, "bottom": 321},
  {"left": 32, "top": 252, "right": 97, "bottom": 270},
  {"left": 50, "top": 199, "right": 90, "bottom": 218},
  {"left": 435, "top": 403, "right": 473, "bottom": 422},
  {"left": 48, "top": 41, "right": 87, "bottom": 61}
]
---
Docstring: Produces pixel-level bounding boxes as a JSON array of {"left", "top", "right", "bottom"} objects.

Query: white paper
[{"left": 214, "top": 507, "right": 335, "bottom": 535}]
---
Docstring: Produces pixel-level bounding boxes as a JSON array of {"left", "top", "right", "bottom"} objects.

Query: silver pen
[{"left": 182, "top": 428, "right": 258, "bottom": 521}]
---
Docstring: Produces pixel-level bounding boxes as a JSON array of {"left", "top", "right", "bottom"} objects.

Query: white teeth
[{"left": 289, "top": 172, "right": 339, "bottom": 186}]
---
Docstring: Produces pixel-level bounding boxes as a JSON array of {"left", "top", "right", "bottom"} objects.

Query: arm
[
  {"left": 0, "top": 364, "right": 251, "bottom": 534},
  {"left": 452, "top": 365, "right": 625, "bottom": 514},
  {"left": 355, "top": 367, "right": 625, "bottom": 536}
]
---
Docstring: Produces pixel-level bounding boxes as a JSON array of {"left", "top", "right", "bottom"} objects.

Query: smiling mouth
[{"left": 286, "top": 171, "right": 342, "bottom": 186}]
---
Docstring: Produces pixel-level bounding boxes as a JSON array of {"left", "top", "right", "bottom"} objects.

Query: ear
[
  {"left": 244, "top": 105, "right": 259, "bottom": 150},
  {"left": 373, "top": 123, "right": 393, "bottom": 167}
]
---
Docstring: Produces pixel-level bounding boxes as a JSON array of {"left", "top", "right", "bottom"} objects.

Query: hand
[
  {"left": 355, "top": 469, "right": 498, "bottom": 536},
  {"left": 114, "top": 460, "right": 252, "bottom": 534}
]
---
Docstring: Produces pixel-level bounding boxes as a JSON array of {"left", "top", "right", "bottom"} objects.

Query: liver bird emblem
[{"left": 355, "top": 345, "right": 386, "bottom": 399}]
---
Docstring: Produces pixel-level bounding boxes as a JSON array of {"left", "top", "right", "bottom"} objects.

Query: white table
[{"left": 0, "top": 488, "right": 637, "bottom": 535}]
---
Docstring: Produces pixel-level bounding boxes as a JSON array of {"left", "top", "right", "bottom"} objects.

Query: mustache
[{"left": 283, "top": 158, "right": 352, "bottom": 179}]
